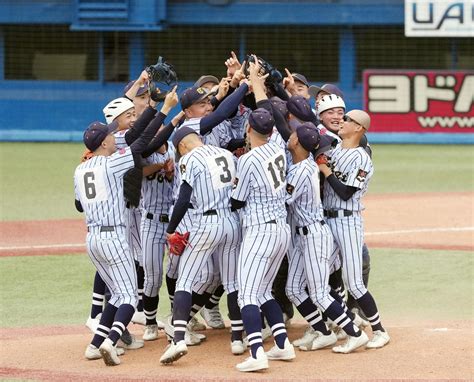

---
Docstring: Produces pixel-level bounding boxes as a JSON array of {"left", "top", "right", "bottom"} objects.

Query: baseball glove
[
  {"left": 167, "top": 232, "right": 190, "bottom": 256},
  {"left": 81, "top": 149, "right": 93, "bottom": 162},
  {"left": 316, "top": 154, "right": 328, "bottom": 165}
]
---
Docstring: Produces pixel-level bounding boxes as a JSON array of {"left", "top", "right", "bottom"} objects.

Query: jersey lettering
[
  {"left": 77, "top": 167, "right": 108, "bottom": 204},
  {"left": 84, "top": 172, "right": 96, "bottom": 199},
  {"left": 205, "top": 152, "right": 236, "bottom": 190},
  {"left": 264, "top": 153, "right": 286, "bottom": 192}
]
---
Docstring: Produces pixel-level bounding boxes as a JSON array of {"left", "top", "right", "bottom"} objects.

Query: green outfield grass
[
  {"left": 0, "top": 143, "right": 472, "bottom": 221},
  {"left": 0, "top": 248, "right": 471, "bottom": 328}
]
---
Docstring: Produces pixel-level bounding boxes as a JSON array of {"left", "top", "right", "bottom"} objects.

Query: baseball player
[
  {"left": 318, "top": 109, "right": 390, "bottom": 350},
  {"left": 159, "top": 126, "right": 242, "bottom": 364},
  {"left": 285, "top": 123, "right": 369, "bottom": 353},
  {"left": 75, "top": 104, "right": 167, "bottom": 366}
]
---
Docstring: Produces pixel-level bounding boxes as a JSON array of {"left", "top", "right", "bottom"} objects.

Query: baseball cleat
[
  {"left": 353, "top": 313, "right": 370, "bottom": 329},
  {"left": 188, "top": 316, "right": 207, "bottom": 331},
  {"left": 261, "top": 326, "right": 273, "bottom": 342},
  {"left": 366, "top": 330, "right": 390, "bottom": 349},
  {"left": 189, "top": 329, "right": 206, "bottom": 341},
  {"left": 117, "top": 333, "right": 144, "bottom": 350},
  {"left": 266, "top": 338, "right": 296, "bottom": 361},
  {"left": 143, "top": 324, "right": 159, "bottom": 341},
  {"left": 99, "top": 338, "right": 121, "bottom": 366},
  {"left": 85, "top": 344, "right": 124, "bottom": 360},
  {"left": 160, "top": 340, "right": 188, "bottom": 364},
  {"left": 292, "top": 326, "right": 316, "bottom": 347},
  {"left": 200, "top": 306, "right": 225, "bottom": 329},
  {"left": 332, "top": 331, "right": 369, "bottom": 354},
  {"left": 236, "top": 347, "right": 269, "bottom": 372},
  {"left": 299, "top": 331, "right": 337, "bottom": 351},
  {"left": 131, "top": 311, "right": 146, "bottom": 326},
  {"left": 333, "top": 326, "right": 348, "bottom": 340},
  {"left": 231, "top": 340, "right": 247, "bottom": 355},
  {"left": 156, "top": 319, "right": 166, "bottom": 330},
  {"left": 85, "top": 314, "right": 101, "bottom": 334}
]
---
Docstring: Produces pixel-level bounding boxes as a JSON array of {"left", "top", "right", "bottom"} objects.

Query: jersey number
[
  {"left": 84, "top": 172, "right": 96, "bottom": 199},
  {"left": 267, "top": 155, "right": 286, "bottom": 189},
  {"left": 215, "top": 156, "right": 232, "bottom": 183},
  {"left": 146, "top": 172, "right": 165, "bottom": 183}
]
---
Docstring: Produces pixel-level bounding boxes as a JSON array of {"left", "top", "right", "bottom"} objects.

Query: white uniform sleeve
[
  {"left": 231, "top": 154, "right": 253, "bottom": 202},
  {"left": 344, "top": 151, "right": 372, "bottom": 189},
  {"left": 108, "top": 147, "right": 135, "bottom": 177},
  {"left": 179, "top": 154, "right": 201, "bottom": 188},
  {"left": 114, "top": 130, "right": 128, "bottom": 149},
  {"left": 285, "top": 165, "right": 307, "bottom": 205}
]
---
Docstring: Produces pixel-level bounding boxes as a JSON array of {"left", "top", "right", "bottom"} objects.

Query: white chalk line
[{"left": 0, "top": 226, "right": 472, "bottom": 251}]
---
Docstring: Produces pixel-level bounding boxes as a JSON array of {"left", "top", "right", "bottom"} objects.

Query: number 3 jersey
[
  {"left": 232, "top": 141, "right": 288, "bottom": 227},
  {"left": 178, "top": 145, "right": 236, "bottom": 214},
  {"left": 323, "top": 144, "right": 374, "bottom": 212},
  {"left": 74, "top": 147, "right": 135, "bottom": 227}
]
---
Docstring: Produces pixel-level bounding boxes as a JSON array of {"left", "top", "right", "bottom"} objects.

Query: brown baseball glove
[{"left": 167, "top": 232, "right": 190, "bottom": 256}]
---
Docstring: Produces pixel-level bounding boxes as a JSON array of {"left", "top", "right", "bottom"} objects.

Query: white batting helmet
[
  {"left": 317, "top": 94, "right": 346, "bottom": 116},
  {"left": 103, "top": 97, "right": 135, "bottom": 124}
]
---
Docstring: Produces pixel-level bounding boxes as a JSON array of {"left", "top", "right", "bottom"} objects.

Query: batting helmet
[
  {"left": 103, "top": 97, "right": 135, "bottom": 124},
  {"left": 317, "top": 94, "right": 346, "bottom": 116}
]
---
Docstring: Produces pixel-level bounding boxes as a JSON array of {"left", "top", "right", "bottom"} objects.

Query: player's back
[
  {"left": 234, "top": 141, "right": 288, "bottom": 227},
  {"left": 74, "top": 148, "right": 134, "bottom": 227},
  {"left": 179, "top": 145, "right": 235, "bottom": 214}
]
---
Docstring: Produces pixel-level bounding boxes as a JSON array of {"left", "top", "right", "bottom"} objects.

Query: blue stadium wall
[{"left": 0, "top": 1, "right": 471, "bottom": 144}]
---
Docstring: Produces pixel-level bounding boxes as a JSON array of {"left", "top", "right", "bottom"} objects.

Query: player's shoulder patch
[
  {"left": 286, "top": 184, "right": 295, "bottom": 195},
  {"left": 118, "top": 148, "right": 126, "bottom": 155},
  {"left": 180, "top": 163, "right": 186, "bottom": 174},
  {"left": 356, "top": 169, "right": 368, "bottom": 182},
  {"left": 233, "top": 177, "right": 239, "bottom": 189}
]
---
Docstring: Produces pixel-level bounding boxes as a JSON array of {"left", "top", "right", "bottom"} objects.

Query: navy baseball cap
[
  {"left": 270, "top": 96, "right": 288, "bottom": 117},
  {"left": 295, "top": 122, "right": 320, "bottom": 152},
  {"left": 83, "top": 120, "right": 118, "bottom": 152},
  {"left": 248, "top": 108, "right": 274, "bottom": 135},
  {"left": 180, "top": 86, "right": 210, "bottom": 110},
  {"left": 292, "top": 73, "right": 309, "bottom": 87},
  {"left": 287, "top": 95, "right": 314, "bottom": 122},
  {"left": 315, "top": 133, "right": 338, "bottom": 157},
  {"left": 309, "top": 84, "right": 344, "bottom": 99},
  {"left": 172, "top": 126, "right": 198, "bottom": 148},
  {"left": 123, "top": 80, "right": 148, "bottom": 97}
]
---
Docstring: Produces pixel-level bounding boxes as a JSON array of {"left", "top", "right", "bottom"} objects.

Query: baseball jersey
[
  {"left": 286, "top": 157, "right": 324, "bottom": 227},
  {"left": 178, "top": 145, "right": 235, "bottom": 213},
  {"left": 317, "top": 123, "right": 341, "bottom": 142},
  {"left": 177, "top": 118, "right": 230, "bottom": 148},
  {"left": 322, "top": 144, "right": 374, "bottom": 212},
  {"left": 74, "top": 148, "right": 134, "bottom": 227},
  {"left": 232, "top": 141, "right": 288, "bottom": 227},
  {"left": 114, "top": 129, "right": 128, "bottom": 149},
  {"left": 141, "top": 145, "right": 175, "bottom": 214},
  {"left": 229, "top": 104, "right": 251, "bottom": 139}
]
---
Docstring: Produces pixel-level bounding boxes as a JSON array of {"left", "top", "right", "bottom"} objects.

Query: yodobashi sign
[
  {"left": 405, "top": 0, "right": 474, "bottom": 37},
  {"left": 364, "top": 70, "right": 474, "bottom": 133}
]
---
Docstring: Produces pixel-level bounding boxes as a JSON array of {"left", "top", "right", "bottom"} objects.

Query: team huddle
[{"left": 73, "top": 52, "right": 390, "bottom": 372}]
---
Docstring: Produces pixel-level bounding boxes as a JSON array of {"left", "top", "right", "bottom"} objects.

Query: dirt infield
[
  {"left": 0, "top": 320, "right": 472, "bottom": 381},
  {"left": 0, "top": 192, "right": 473, "bottom": 380}
]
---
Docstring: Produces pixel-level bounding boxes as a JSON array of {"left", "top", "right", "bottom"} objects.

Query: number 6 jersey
[
  {"left": 74, "top": 147, "right": 135, "bottom": 227},
  {"left": 232, "top": 141, "right": 288, "bottom": 227},
  {"left": 178, "top": 145, "right": 236, "bottom": 213}
]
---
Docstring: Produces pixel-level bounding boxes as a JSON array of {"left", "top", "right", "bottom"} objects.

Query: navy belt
[
  {"left": 323, "top": 209, "right": 353, "bottom": 218},
  {"left": 203, "top": 209, "right": 217, "bottom": 216},
  {"left": 88, "top": 226, "right": 115, "bottom": 232},
  {"left": 266, "top": 219, "right": 277, "bottom": 224},
  {"left": 296, "top": 221, "right": 326, "bottom": 235},
  {"left": 146, "top": 213, "right": 169, "bottom": 223}
]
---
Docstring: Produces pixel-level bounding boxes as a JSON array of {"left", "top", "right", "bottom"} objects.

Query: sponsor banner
[
  {"left": 405, "top": 0, "right": 474, "bottom": 37},
  {"left": 364, "top": 70, "right": 474, "bottom": 133}
]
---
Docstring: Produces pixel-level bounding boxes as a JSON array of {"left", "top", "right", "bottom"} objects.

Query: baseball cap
[
  {"left": 103, "top": 97, "right": 135, "bottom": 124},
  {"left": 270, "top": 96, "right": 288, "bottom": 117},
  {"left": 83, "top": 120, "right": 119, "bottom": 152},
  {"left": 309, "top": 84, "right": 344, "bottom": 99},
  {"left": 314, "top": 133, "right": 338, "bottom": 157},
  {"left": 287, "top": 95, "right": 314, "bottom": 122},
  {"left": 180, "top": 86, "right": 210, "bottom": 110},
  {"left": 172, "top": 126, "right": 199, "bottom": 149},
  {"left": 346, "top": 109, "right": 371, "bottom": 130},
  {"left": 318, "top": 94, "right": 346, "bottom": 116},
  {"left": 123, "top": 80, "right": 148, "bottom": 97},
  {"left": 295, "top": 122, "right": 320, "bottom": 152},
  {"left": 194, "top": 75, "right": 219, "bottom": 88},
  {"left": 292, "top": 73, "right": 309, "bottom": 87},
  {"left": 248, "top": 108, "right": 274, "bottom": 135}
]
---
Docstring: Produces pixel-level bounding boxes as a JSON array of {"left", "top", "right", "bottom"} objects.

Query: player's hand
[
  {"left": 283, "top": 68, "right": 297, "bottom": 94},
  {"left": 163, "top": 158, "right": 174, "bottom": 175},
  {"left": 225, "top": 51, "right": 242, "bottom": 78},
  {"left": 162, "top": 86, "right": 179, "bottom": 113},
  {"left": 171, "top": 110, "right": 185, "bottom": 127},
  {"left": 138, "top": 70, "right": 150, "bottom": 86},
  {"left": 230, "top": 61, "right": 246, "bottom": 88},
  {"left": 216, "top": 77, "right": 231, "bottom": 100},
  {"left": 248, "top": 55, "right": 262, "bottom": 79}
]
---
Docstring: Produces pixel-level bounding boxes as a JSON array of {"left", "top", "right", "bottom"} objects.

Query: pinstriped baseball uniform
[
  {"left": 232, "top": 141, "right": 291, "bottom": 307},
  {"left": 74, "top": 147, "right": 138, "bottom": 308},
  {"left": 175, "top": 145, "right": 241, "bottom": 295},
  {"left": 114, "top": 129, "right": 143, "bottom": 265},
  {"left": 140, "top": 145, "right": 174, "bottom": 298},
  {"left": 285, "top": 157, "right": 336, "bottom": 310},
  {"left": 177, "top": 117, "right": 230, "bottom": 148},
  {"left": 323, "top": 144, "right": 373, "bottom": 299}
]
